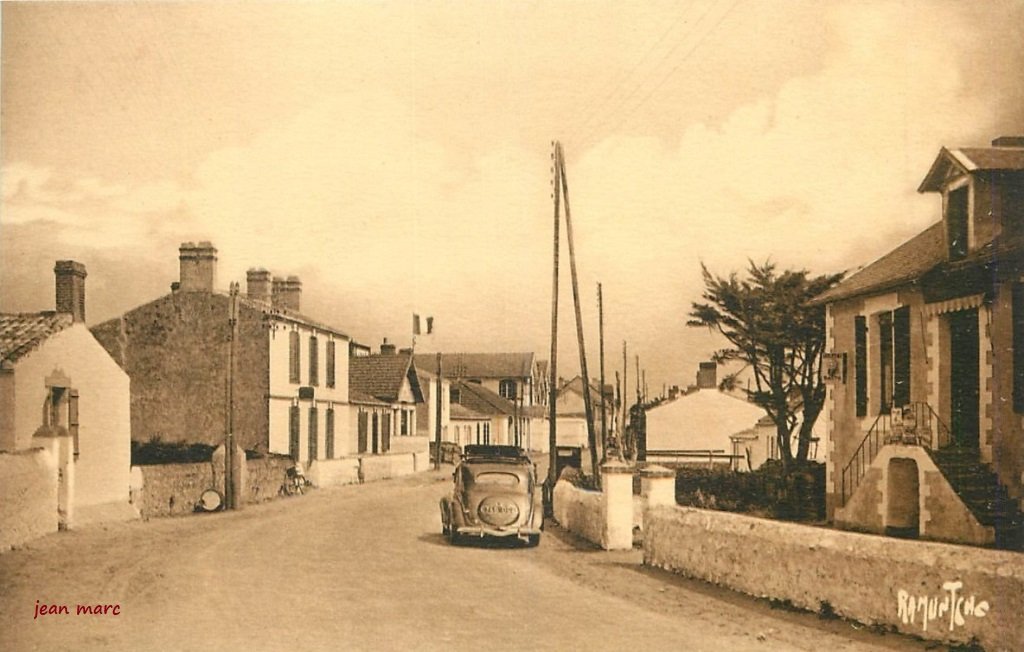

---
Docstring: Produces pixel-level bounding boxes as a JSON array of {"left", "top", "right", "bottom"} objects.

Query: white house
[{"left": 0, "top": 261, "right": 134, "bottom": 528}]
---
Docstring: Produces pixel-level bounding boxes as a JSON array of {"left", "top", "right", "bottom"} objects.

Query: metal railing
[{"left": 839, "top": 402, "right": 951, "bottom": 506}]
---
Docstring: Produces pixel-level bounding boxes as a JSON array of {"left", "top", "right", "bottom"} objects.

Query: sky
[{"left": 3, "top": 0, "right": 1024, "bottom": 394}]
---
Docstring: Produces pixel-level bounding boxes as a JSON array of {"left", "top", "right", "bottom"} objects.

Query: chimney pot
[
  {"left": 380, "top": 338, "right": 396, "bottom": 355},
  {"left": 178, "top": 241, "right": 218, "bottom": 292},
  {"left": 54, "top": 260, "right": 87, "bottom": 322},
  {"left": 246, "top": 268, "right": 272, "bottom": 304},
  {"left": 697, "top": 361, "right": 717, "bottom": 390}
]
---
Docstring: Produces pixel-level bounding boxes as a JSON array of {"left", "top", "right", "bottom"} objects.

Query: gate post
[
  {"left": 641, "top": 464, "right": 676, "bottom": 509},
  {"left": 601, "top": 460, "right": 634, "bottom": 550}
]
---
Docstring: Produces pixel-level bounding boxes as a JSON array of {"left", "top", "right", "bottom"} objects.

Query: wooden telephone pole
[
  {"left": 547, "top": 143, "right": 561, "bottom": 494},
  {"left": 598, "top": 282, "right": 607, "bottom": 457}
]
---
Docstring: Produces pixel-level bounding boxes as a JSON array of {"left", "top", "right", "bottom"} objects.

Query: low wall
[
  {"left": 308, "top": 457, "right": 360, "bottom": 488},
  {"left": 359, "top": 453, "right": 416, "bottom": 483},
  {"left": 553, "top": 480, "right": 605, "bottom": 547},
  {"left": 132, "top": 462, "right": 212, "bottom": 518},
  {"left": 0, "top": 448, "right": 58, "bottom": 551},
  {"left": 244, "top": 455, "right": 293, "bottom": 503},
  {"left": 644, "top": 505, "right": 1024, "bottom": 651}
]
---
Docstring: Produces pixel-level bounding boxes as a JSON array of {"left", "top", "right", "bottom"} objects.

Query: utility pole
[
  {"left": 547, "top": 142, "right": 561, "bottom": 497},
  {"left": 621, "top": 341, "right": 628, "bottom": 438},
  {"left": 557, "top": 142, "right": 600, "bottom": 488},
  {"left": 434, "top": 352, "right": 442, "bottom": 470},
  {"left": 225, "top": 282, "right": 239, "bottom": 510},
  {"left": 597, "top": 282, "right": 607, "bottom": 458}
]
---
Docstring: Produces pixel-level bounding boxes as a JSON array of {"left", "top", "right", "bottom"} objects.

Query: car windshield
[{"left": 470, "top": 471, "right": 520, "bottom": 487}]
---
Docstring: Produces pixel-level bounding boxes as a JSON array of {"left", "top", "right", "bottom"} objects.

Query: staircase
[{"left": 928, "top": 447, "right": 1024, "bottom": 551}]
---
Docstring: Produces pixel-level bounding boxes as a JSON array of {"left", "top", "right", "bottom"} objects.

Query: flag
[
  {"left": 426, "top": 316, "right": 433, "bottom": 334},
  {"left": 413, "top": 314, "right": 421, "bottom": 335}
]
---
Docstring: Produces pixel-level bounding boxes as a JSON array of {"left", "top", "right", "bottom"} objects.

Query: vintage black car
[{"left": 440, "top": 445, "right": 543, "bottom": 546}]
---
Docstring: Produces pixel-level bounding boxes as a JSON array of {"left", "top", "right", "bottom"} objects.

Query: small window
[
  {"left": 947, "top": 186, "right": 969, "bottom": 260},
  {"left": 450, "top": 387, "right": 461, "bottom": 404},
  {"left": 471, "top": 472, "right": 520, "bottom": 487},
  {"left": 401, "top": 409, "right": 409, "bottom": 435},
  {"left": 309, "top": 335, "right": 319, "bottom": 386},
  {"left": 499, "top": 379, "right": 517, "bottom": 400},
  {"left": 326, "top": 340, "right": 336, "bottom": 388},
  {"left": 289, "top": 331, "right": 300, "bottom": 384},
  {"left": 289, "top": 405, "right": 300, "bottom": 460}
]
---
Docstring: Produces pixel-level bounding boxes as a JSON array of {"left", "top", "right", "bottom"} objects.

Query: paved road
[{"left": 1, "top": 468, "right": 934, "bottom": 651}]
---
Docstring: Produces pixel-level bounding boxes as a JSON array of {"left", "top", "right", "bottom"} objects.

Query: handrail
[{"left": 839, "top": 401, "right": 950, "bottom": 506}]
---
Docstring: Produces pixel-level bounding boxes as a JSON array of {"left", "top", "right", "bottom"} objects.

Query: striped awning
[{"left": 923, "top": 293, "right": 985, "bottom": 316}]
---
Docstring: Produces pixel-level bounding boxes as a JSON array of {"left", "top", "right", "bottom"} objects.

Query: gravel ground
[{"left": 0, "top": 468, "right": 940, "bottom": 652}]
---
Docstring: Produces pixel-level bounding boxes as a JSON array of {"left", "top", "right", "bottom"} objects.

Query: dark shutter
[
  {"left": 69, "top": 390, "right": 80, "bottom": 458},
  {"left": 289, "top": 405, "right": 300, "bottom": 460},
  {"left": 326, "top": 340, "right": 336, "bottom": 388},
  {"left": 309, "top": 336, "right": 319, "bottom": 386},
  {"left": 358, "top": 412, "right": 368, "bottom": 454},
  {"left": 855, "top": 316, "right": 868, "bottom": 417},
  {"left": 308, "top": 407, "right": 319, "bottom": 461},
  {"left": 382, "top": 413, "right": 391, "bottom": 453},
  {"left": 1014, "top": 284, "right": 1024, "bottom": 413},
  {"left": 289, "top": 331, "right": 300, "bottom": 384},
  {"left": 325, "top": 408, "right": 335, "bottom": 458},
  {"left": 893, "top": 307, "right": 911, "bottom": 407}
]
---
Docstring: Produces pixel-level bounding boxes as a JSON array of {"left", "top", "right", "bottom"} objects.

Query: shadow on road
[{"left": 417, "top": 531, "right": 537, "bottom": 550}]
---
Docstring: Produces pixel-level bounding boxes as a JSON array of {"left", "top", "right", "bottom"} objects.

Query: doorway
[{"left": 948, "top": 309, "right": 979, "bottom": 448}]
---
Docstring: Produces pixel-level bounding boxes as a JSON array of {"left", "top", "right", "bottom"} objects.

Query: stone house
[
  {"left": 348, "top": 342, "right": 426, "bottom": 457},
  {"left": 90, "top": 242, "right": 351, "bottom": 465},
  {"left": 0, "top": 261, "right": 134, "bottom": 528},
  {"left": 814, "top": 136, "right": 1024, "bottom": 547},
  {"left": 553, "top": 375, "right": 613, "bottom": 449}
]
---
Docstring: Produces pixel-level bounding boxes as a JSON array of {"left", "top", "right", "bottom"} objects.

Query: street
[{"left": 1, "top": 469, "right": 935, "bottom": 652}]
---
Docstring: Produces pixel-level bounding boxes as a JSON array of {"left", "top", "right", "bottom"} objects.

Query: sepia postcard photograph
[{"left": 1, "top": 1, "right": 1023, "bottom": 650}]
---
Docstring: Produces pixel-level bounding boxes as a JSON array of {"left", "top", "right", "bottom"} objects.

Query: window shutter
[
  {"left": 893, "top": 307, "right": 911, "bottom": 407},
  {"left": 855, "top": 316, "right": 868, "bottom": 417},
  {"left": 326, "top": 340, "right": 336, "bottom": 388},
  {"left": 69, "top": 389, "right": 80, "bottom": 458},
  {"left": 289, "top": 331, "right": 300, "bottom": 384},
  {"left": 309, "top": 335, "right": 319, "bottom": 386},
  {"left": 325, "top": 408, "right": 335, "bottom": 459},
  {"left": 308, "top": 407, "right": 319, "bottom": 461},
  {"left": 1014, "top": 284, "right": 1024, "bottom": 413},
  {"left": 289, "top": 405, "right": 300, "bottom": 460}
]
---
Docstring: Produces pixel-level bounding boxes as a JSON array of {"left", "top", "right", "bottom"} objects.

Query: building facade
[
  {"left": 816, "top": 137, "right": 1024, "bottom": 547},
  {"left": 91, "top": 243, "right": 351, "bottom": 465}
]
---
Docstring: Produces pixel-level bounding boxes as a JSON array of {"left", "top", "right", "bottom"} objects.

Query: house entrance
[
  {"left": 948, "top": 309, "right": 979, "bottom": 448},
  {"left": 885, "top": 457, "right": 920, "bottom": 538}
]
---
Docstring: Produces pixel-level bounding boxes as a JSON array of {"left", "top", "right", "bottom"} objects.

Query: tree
[{"left": 688, "top": 261, "right": 843, "bottom": 469}]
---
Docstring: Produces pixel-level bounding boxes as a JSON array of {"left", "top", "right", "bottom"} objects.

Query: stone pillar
[
  {"left": 641, "top": 464, "right": 676, "bottom": 509},
  {"left": 601, "top": 460, "right": 634, "bottom": 550}
]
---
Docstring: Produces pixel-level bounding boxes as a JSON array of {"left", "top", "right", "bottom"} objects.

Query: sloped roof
[
  {"left": 646, "top": 389, "right": 766, "bottom": 451},
  {"left": 451, "top": 380, "right": 515, "bottom": 417},
  {"left": 810, "top": 221, "right": 946, "bottom": 304},
  {"left": 412, "top": 352, "right": 535, "bottom": 379},
  {"left": 919, "top": 145, "right": 1024, "bottom": 192},
  {"left": 0, "top": 312, "right": 74, "bottom": 364},
  {"left": 349, "top": 389, "right": 389, "bottom": 406},
  {"left": 450, "top": 402, "right": 488, "bottom": 420},
  {"left": 557, "top": 375, "right": 611, "bottom": 403},
  {"left": 349, "top": 352, "right": 422, "bottom": 404}
]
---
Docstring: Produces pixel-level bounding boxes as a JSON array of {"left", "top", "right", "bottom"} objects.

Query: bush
[
  {"left": 131, "top": 439, "right": 217, "bottom": 465},
  {"left": 674, "top": 460, "right": 825, "bottom": 521}
]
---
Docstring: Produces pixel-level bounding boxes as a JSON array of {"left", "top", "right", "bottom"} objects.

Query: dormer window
[{"left": 947, "top": 186, "right": 969, "bottom": 260}]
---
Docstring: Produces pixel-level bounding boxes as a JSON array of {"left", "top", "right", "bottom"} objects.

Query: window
[
  {"left": 499, "top": 379, "right": 517, "bottom": 400},
  {"left": 326, "top": 340, "right": 336, "bottom": 388},
  {"left": 401, "top": 409, "right": 409, "bottom": 435},
  {"left": 947, "top": 186, "right": 969, "bottom": 260},
  {"left": 289, "top": 405, "right": 300, "bottom": 460},
  {"left": 357, "top": 411, "right": 369, "bottom": 454},
  {"left": 308, "top": 406, "right": 319, "bottom": 461},
  {"left": 879, "top": 312, "right": 893, "bottom": 412},
  {"left": 450, "top": 387, "right": 461, "bottom": 404},
  {"left": 855, "top": 316, "right": 867, "bottom": 417},
  {"left": 326, "top": 408, "right": 335, "bottom": 459},
  {"left": 1014, "top": 284, "right": 1024, "bottom": 413},
  {"left": 289, "top": 331, "right": 300, "bottom": 384},
  {"left": 893, "top": 307, "right": 911, "bottom": 407},
  {"left": 309, "top": 335, "right": 319, "bottom": 386},
  {"left": 68, "top": 390, "right": 79, "bottom": 459}
]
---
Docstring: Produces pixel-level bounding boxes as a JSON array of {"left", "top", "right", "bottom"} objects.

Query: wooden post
[
  {"left": 434, "top": 352, "right": 442, "bottom": 470},
  {"left": 621, "top": 341, "right": 628, "bottom": 439},
  {"left": 598, "top": 282, "right": 607, "bottom": 457},
  {"left": 547, "top": 142, "right": 561, "bottom": 497},
  {"left": 557, "top": 143, "right": 600, "bottom": 488},
  {"left": 225, "top": 282, "right": 239, "bottom": 510}
]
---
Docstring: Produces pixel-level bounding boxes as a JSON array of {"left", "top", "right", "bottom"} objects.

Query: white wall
[{"left": 13, "top": 325, "right": 130, "bottom": 509}]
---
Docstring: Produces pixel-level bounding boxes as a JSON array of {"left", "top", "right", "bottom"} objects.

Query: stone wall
[
  {"left": 244, "top": 455, "right": 293, "bottom": 503},
  {"left": 644, "top": 505, "right": 1024, "bottom": 651},
  {"left": 0, "top": 449, "right": 58, "bottom": 551},
  {"left": 552, "top": 480, "right": 605, "bottom": 547},
  {"left": 359, "top": 453, "right": 416, "bottom": 482},
  {"left": 308, "top": 457, "right": 360, "bottom": 488}
]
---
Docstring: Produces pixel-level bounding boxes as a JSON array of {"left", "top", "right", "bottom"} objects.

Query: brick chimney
[
  {"left": 380, "top": 338, "right": 396, "bottom": 355},
  {"left": 54, "top": 260, "right": 87, "bottom": 322},
  {"left": 272, "top": 275, "right": 302, "bottom": 312},
  {"left": 696, "top": 362, "right": 717, "bottom": 390},
  {"left": 246, "top": 268, "right": 272, "bottom": 304},
  {"left": 178, "top": 241, "right": 218, "bottom": 292}
]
